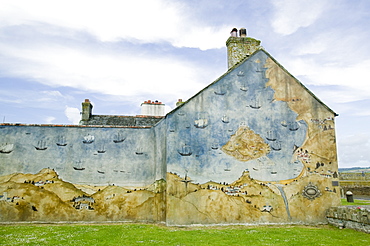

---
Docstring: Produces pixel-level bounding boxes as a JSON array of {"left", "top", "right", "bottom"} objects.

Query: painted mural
[
  {"left": 165, "top": 50, "right": 340, "bottom": 225},
  {"left": 0, "top": 125, "right": 166, "bottom": 222},
  {"left": 0, "top": 49, "right": 340, "bottom": 225}
]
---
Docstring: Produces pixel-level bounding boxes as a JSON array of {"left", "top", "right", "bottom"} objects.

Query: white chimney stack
[{"left": 140, "top": 100, "right": 165, "bottom": 116}]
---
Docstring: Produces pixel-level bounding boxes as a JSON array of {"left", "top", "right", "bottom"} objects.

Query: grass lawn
[
  {"left": 0, "top": 223, "right": 369, "bottom": 246},
  {"left": 341, "top": 198, "right": 370, "bottom": 206}
]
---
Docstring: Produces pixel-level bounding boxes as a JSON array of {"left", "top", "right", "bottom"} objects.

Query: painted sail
[
  {"left": 271, "top": 141, "right": 282, "bottom": 151},
  {"left": 266, "top": 130, "right": 277, "bottom": 141},
  {"left": 289, "top": 122, "right": 299, "bottom": 131},
  {"left": 35, "top": 140, "right": 47, "bottom": 150},
  {"left": 211, "top": 141, "right": 219, "bottom": 150},
  {"left": 97, "top": 145, "right": 106, "bottom": 153},
  {"left": 249, "top": 98, "right": 261, "bottom": 109},
  {"left": 83, "top": 134, "right": 95, "bottom": 144},
  {"left": 214, "top": 85, "right": 226, "bottom": 95},
  {"left": 240, "top": 82, "right": 248, "bottom": 92},
  {"left": 0, "top": 143, "right": 14, "bottom": 154},
  {"left": 221, "top": 115, "right": 229, "bottom": 123},
  {"left": 281, "top": 120, "right": 288, "bottom": 127},
  {"left": 73, "top": 161, "right": 85, "bottom": 171},
  {"left": 56, "top": 136, "right": 67, "bottom": 146},
  {"left": 135, "top": 147, "right": 143, "bottom": 155},
  {"left": 178, "top": 144, "right": 192, "bottom": 156},
  {"left": 113, "top": 133, "right": 125, "bottom": 143},
  {"left": 194, "top": 119, "right": 208, "bottom": 129},
  {"left": 224, "top": 162, "right": 231, "bottom": 171}
]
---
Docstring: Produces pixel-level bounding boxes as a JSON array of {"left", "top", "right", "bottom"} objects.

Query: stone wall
[
  {"left": 327, "top": 206, "right": 370, "bottom": 233},
  {"left": 339, "top": 173, "right": 370, "bottom": 198},
  {"left": 340, "top": 173, "right": 370, "bottom": 181}
]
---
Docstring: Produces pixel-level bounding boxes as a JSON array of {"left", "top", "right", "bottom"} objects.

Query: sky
[{"left": 0, "top": 0, "right": 369, "bottom": 168}]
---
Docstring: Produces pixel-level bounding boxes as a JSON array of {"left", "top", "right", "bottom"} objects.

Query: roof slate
[{"left": 80, "top": 115, "right": 164, "bottom": 127}]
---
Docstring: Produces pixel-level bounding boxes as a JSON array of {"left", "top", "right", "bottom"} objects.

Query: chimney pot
[
  {"left": 239, "top": 28, "right": 247, "bottom": 37},
  {"left": 230, "top": 28, "right": 238, "bottom": 37}
]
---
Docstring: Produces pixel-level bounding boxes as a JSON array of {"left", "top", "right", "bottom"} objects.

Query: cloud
[
  {"left": 44, "top": 116, "right": 56, "bottom": 124},
  {"left": 338, "top": 133, "right": 370, "bottom": 167},
  {"left": 281, "top": 57, "right": 370, "bottom": 103},
  {"left": 0, "top": 40, "right": 208, "bottom": 104},
  {"left": 270, "top": 0, "right": 329, "bottom": 35},
  {"left": 64, "top": 106, "right": 80, "bottom": 124},
  {"left": 0, "top": 0, "right": 229, "bottom": 50}
]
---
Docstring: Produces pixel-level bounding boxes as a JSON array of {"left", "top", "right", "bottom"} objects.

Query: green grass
[
  {"left": 0, "top": 223, "right": 369, "bottom": 246},
  {"left": 341, "top": 198, "right": 370, "bottom": 206}
]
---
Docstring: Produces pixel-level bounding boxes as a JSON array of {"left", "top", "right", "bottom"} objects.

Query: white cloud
[
  {"left": 64, "top": 106, "right": 80, "bottom": 124},
  {"left": 44, "top": 116, "right": 56, "bottom": 123},
  {"left": 270, "top": 0, "right": 329, "bottom": 35},
  {"left": 281, "top": 57, "right": 370, "bottom": 103},
  {"left": 338, "top": 133, "right": 370, "bottom": 167},
  {"left": 0, "top": 41, "right": 207, "bottom": 104},
  {"left": 0, "top": 0, "right": 229, "bottom": 50}
]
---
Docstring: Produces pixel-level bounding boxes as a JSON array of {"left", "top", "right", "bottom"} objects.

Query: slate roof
[{"left": 79, "top": 115, "right": 164, "bottom": 127}]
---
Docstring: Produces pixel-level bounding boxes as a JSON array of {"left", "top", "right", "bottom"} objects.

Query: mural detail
[
  {"left": 222, "top": 126, "right": 270, "bottom": 161},
  {"left": 0, "top": 168, "right": 165, "bottom": 222},
  {"left": 302, "top": 182, "right": 322, "bottom": 200},
  {"left": 0, "top": 143, "right": 14, "bottom": 154}
]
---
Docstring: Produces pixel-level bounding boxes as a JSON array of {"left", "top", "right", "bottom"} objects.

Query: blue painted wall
[
  {"left": 165, "top": 51, "right": 307, "bottom": 184},
  {"left": 0, "top": 125, "right": 159, "bottom": 186}
]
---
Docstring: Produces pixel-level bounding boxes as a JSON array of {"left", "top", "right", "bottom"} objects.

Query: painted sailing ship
[
  {"left": 83, "top": 134, "right": 95, "bottom": 144},
  {"left": 135, "top": 147, "right": 144, "bottom": 155},
  {"left": 270, "top": 141, "right": 282, "bottom": 151},
  {"left": 194, "top": 118, "right": 208, "bottom": 129},
  {"left": 35, "top": 140, "right": 47, "bottom": 150},
  {"left": 266, "top": 130, "right": 277, "bottom": 141},
  {"left": 240, "top": 81, "right": 248, "bottom": 91},
  {"left": 224, "top": 162, "right": 231, "bottom": 171},
  {"left": 178, "top": 144, "right": 192, "bottom": 156},
  {"left": 113, "top": 133, "right": 125, "bottom": 143},
  {"left": 0, "top": 143, "right": 14, "bottom": 154},
  {"left": 289, "top": 122, "right": 299, "bottom": 131},
  {"left": 73, "top": 160, "right": 85, "bottom": 171},
  {"left": 214, "top": 85, "right": 226, "bottom": 95},
  {"left": 221, "top": 115, "right": 229, "bottom": 123},
  {"left": 249, "top": 98, "right": 261, "bottom": 109},
  {"left": 97, "top": 145, "right": 106, "bottom": 153},
  {"left": 56, "top": 136, "right": 67, "bottom": 146},
  {"left": 211, "top": 141, "right": 219, "bottom": 150}
]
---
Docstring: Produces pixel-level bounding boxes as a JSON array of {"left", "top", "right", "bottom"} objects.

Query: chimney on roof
[
  {"left": 81, "top": 99, "right": 93, "bottom": 122},
  {"left": 176, "top": 99, "right": 185, "bottom": 107},
  {"left": 239, "top": 28, "right": 247, "bottom": 37},
  {"left": 140, "top": 100, "right": 165, "bottom": 116},
  {"left": 230, "top": 28, "right": 238, "bottom": 37},
  {"left": 226, "top": 27, "right": 261, "bottom": 69}
]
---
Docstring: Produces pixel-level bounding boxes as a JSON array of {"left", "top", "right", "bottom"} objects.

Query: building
[{"left": 0, "top": 28, "right": 340, "bottom": 225}]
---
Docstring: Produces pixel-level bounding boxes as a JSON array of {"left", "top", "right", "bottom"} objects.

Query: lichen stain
[{"left": 222, "top": 126, "right": 270, "bottom": 161}]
